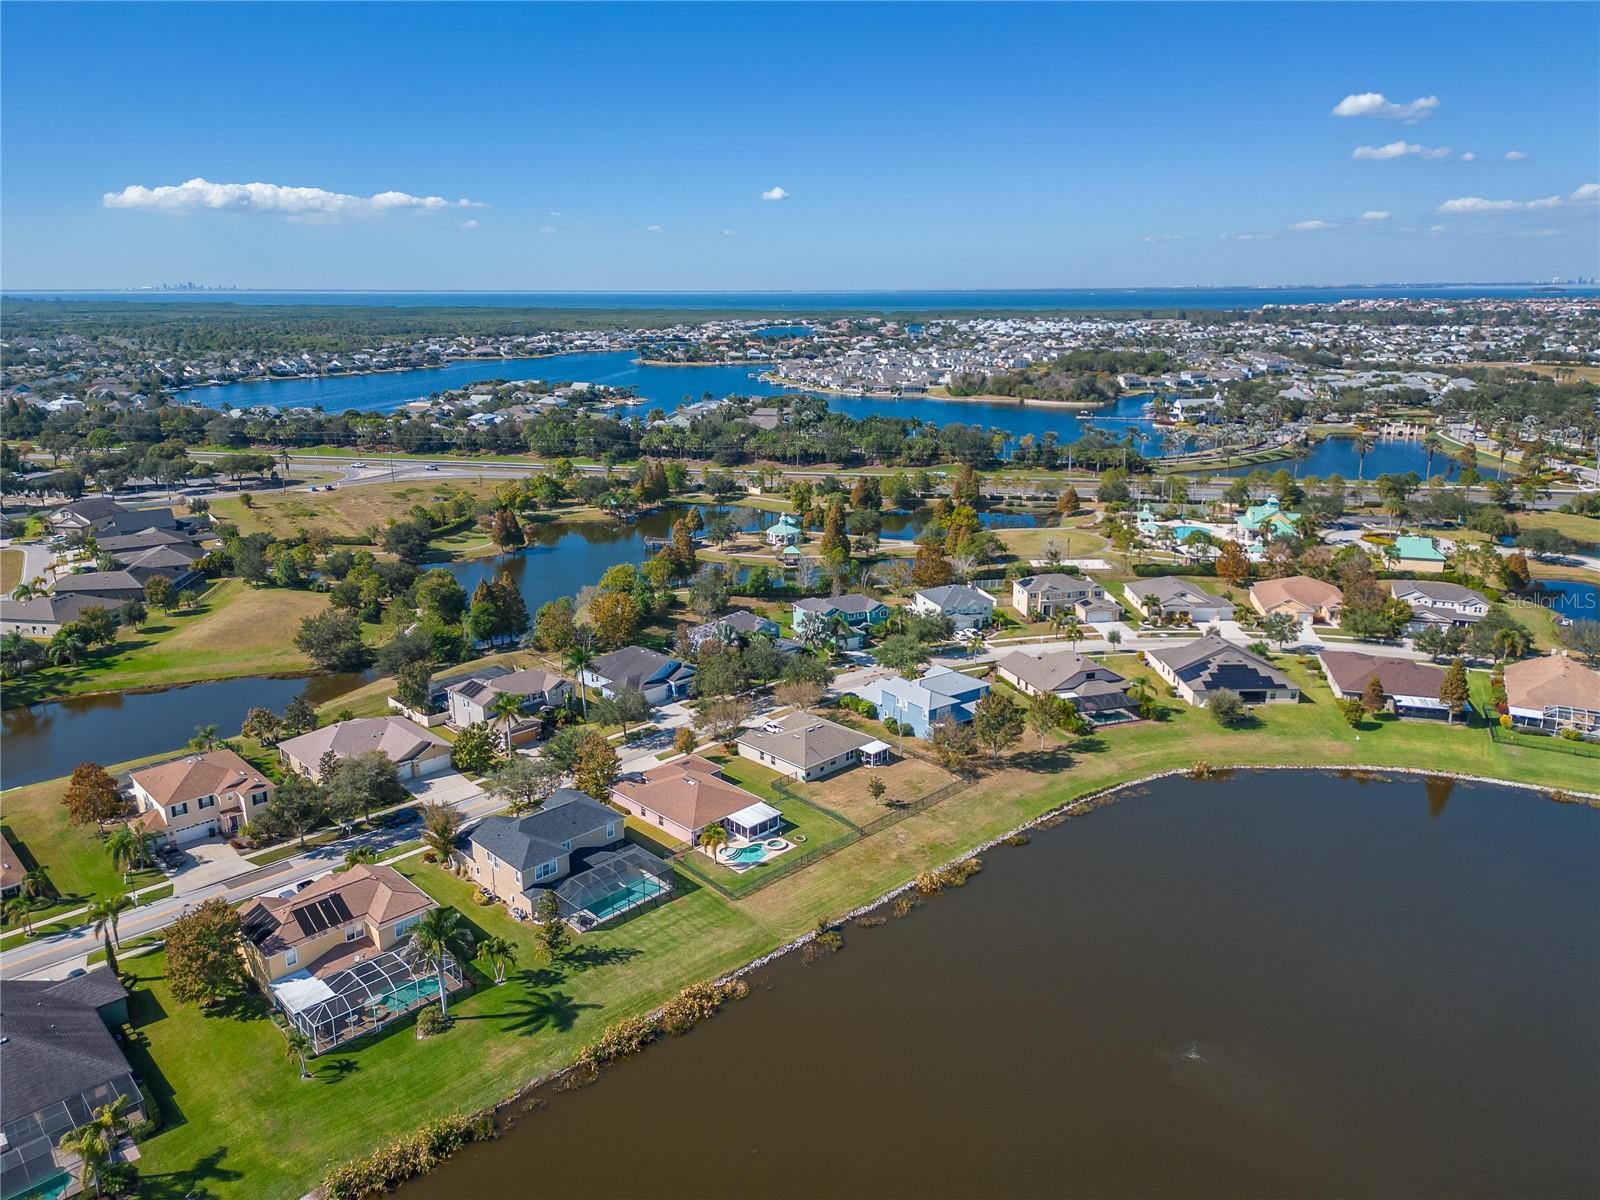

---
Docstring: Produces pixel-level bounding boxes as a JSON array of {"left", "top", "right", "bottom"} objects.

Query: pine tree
[
  {"left": 491, "top": 570, "right": 530, "bottom": 641},
  {"left": 1438, "top": 658, "right": 1469, "bottom": 724}
]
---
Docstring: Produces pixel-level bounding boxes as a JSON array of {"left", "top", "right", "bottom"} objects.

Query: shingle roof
[
  {"left": 1125, "top": 577, "right": 1230, "bottom": 608},
  {"left": 1504, "top": 654, "right": 1600, "bottom": 713},
  {"left": 0, "top": 968, "right": 135, "bottom": 1125},
  {"left": 610, "top": 756, "right": 771, "bottom": 831},
  {"left": 239, "top": 864, "right": 435, "bottom": 954},
  {"left": 1148, "top": 635, "right": 1292, "bottom": 692},
  {"left": 0, "top": 592, "right": 114, "bottom": 626},
  {"left": 1388, "top": 580, "right": 1487, "bottom": 607},
  {"left": 278, "top": 717, "right": 449, "bottom": 768},
  {"left": 737, "top": 712, "right": 876, "bottom": 769},
  {"left": 998, "top": 649, "right": 1126, "bottom": 696},
  {"left": 590, "top": 646, "right": 687, "bottom": 691},
  {"left": 1319, "top": 650, "right": 1446, "bottom": 699},
  {"left": 469, "top": 790, "right": 617, "bottom": 873},
  {"left": 130, "top": 748, "right": 270, "bottom": 808},
  {"left": 916, "top": 584, "right": 994, "bottom": 609}
]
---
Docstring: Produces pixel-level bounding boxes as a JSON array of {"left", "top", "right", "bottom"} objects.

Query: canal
[{"left": 407, "top": 770, "right": 1600, "bottom": 1200}]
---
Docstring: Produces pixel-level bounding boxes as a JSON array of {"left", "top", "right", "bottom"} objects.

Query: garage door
[{"left": 174, "top": 822, "right": 216, "bottom": 846}]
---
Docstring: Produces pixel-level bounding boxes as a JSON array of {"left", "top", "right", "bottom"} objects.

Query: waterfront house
[
  {"left": 1503, "top": 654, "right": 1600, "bottom": 738},
  {"left": 1318, "top": 650, "right": 1456, "bottom": 719},
  {"left": 0, "top": 592, "right": 119, "bottom": 638},
  {"left": 0, "top": 831, "right": 23, "bottom": 899},
  {"left": 863, "top": 665, "right": 991, "bottom": 738},
  {"left": 792, "top": 593, "right": 890, "bottom": 648},
  {"left": 581, "top": 645, "right": 695, "bottom": 704},
  {"left": 610, "top": 755, "right": 782, "bottom": 849},
  {"left": 910, "top": 584, "right": 996, "bottom": 630},
  {"left": 0, "top": 969, "right": 145, "bottom": 1197},
  {"left": 1124, "top": 578, "right": 1236, "bottom": 624},
  {"left": 1385, "top": 536, "right": 1448, "bottom": 574},
  {"left": 128, "top": 748, "right": 275, "bottom": 845},
  {"left": 1249, "top": 575, "right": 1343, "bottom": 625},
  {"left": 685, "top": 608, "right": 783, "bottom": 653},
  {"left": 1144, "top": 635, "right": 1299, "bottom": 707},
  {"left": 1010, "top": 573, "right": 1121, "bottom": 622},
  {"left": 1386, "top": 580, "right": 1489, "bottom": 631},
  {"left": 239, "top": 865, "right": 458, "bottom": 1054},
  {"left": 468, "top": 789, "right": 671, "bottom": 921},
  {"left": 49, "top": 569, "right": 171, "bottom": 604},
  {"left": 995, "top": 649, "right": 1138, "bottom": 722},
  {"left": 443, "top": 666, "right": 569, "bottom": 742},
  {"left": 278, "top": 716, "right": 453, "bottom": 783},
  {"left": 737, "top": 711, "right": 890, "bottom": 781}
]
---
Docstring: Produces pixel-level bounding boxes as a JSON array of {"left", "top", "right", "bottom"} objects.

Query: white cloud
[
  {"left": 103, "top": 177, "right": 483, "bottom": 220},
  {"left": 459, "top": 219, "right": 479, "bottom": 230},
  {"left": 1520, "top": 228, "right": 1561, "bottom": 238},
  {"left": 547, "top": 210, "right": 562, "bottom": 217},
  {"left": 646, "top": 224, "right": 663, "bottom": 233},
  {"left": 1332, "top": 92, "right": 1439, "bottom": 122},
  {"left": 1141, "top": 234, "right": 1184, "bottom": 243},
  {"left": 1438, "top": 184, "right": 1599, "bottom": 214},
  {"left": 538, "top": 226, "right": 556, "bottom": 235},
  {"left": 1220, "top": 232, "right": 1279, "bottom": 241},
  {"left": 1503, "top": 150, "right": 1529, "bottom": 161},
  {"left": 1459, "top": 152, "right": 1477, "bottom": 162},
  {"left": 1287, "top": 219, "right": 1336, "bottom": 231},
  {"left": 722, "top": 229, "right": 735, "bottom": 236},
  {"left": 1352, "top": 141, "right": 1452, "bottom": 160},
  {"left": 760, "top": 186, "right": 790, "bottom": 202},
  {"left": 1361, "top": 211, "right": 1391, "bottom": 221}
]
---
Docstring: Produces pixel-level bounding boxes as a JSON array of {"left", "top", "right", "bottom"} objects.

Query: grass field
[
  {"left": 1477, "top": 361, "right": 1600, "bottom": 385},
  {"left": 3, "top": 579, "right": 329, "bottom": 705},
  {"left": 211, "top": 479, "right": 500, "bottom": 540},
  {"left": 0, "top": 547, "right": 22, "bottom": 592}
]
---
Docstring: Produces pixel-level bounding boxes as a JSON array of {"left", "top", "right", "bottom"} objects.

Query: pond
[
  {"left": 1205, "top": 436, "right": 1463, "bottom": 481},
  {"left": 406, "top": 770, "right": 1599, "bottom": 1200},
  {"left": 0, "top": 671, "right": 369, "bottom": 790},
  {"left": 1531, "top": 579, "right": 1600, "bottom": 625}
]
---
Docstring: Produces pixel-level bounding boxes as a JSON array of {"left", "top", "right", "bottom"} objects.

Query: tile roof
[
  {"left": 130, "top": 748, "right": 270, "bottom": 808},
  {"left": 239, "top": 864, "right": 435, "bottom": 954},
  {"left": 738, "top": 712, "right": 876, "bottom": 769},
  {"left": 610, "top": 755, "right": 772, "bottom": 831}
]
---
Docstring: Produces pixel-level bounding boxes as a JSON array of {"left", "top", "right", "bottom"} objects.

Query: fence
[{"left": 1487, "top": 721, "right": 1600, "bottom": 758}]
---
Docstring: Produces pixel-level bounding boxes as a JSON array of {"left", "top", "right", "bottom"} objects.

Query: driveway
[
  {"left": 405, "top": 769, "right": 484, "bottom": 808},
  {"left": 171, "top": 838, "right": 248, "bottom": 895}
]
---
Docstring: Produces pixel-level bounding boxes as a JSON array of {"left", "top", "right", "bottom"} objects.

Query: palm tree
[
  {"left": 1061, "top": 617, "right": 1085, "bottom": 649},
  {"left": 4, "top": 896, "right": 36, "bottom": 937},
  {"left": 20, "top": 867, "right": 50, "bottom": 904},
  {"left": 564, "top": 644, "right": 595, "bottom": 717},
  {"left": 188, "top": 723, "right": 220, "bottom": 751},
  {"left": 88, "top": 892, "right": 133, "bottom": 975},
  {"left": 697, "top": 822, "right": 730, "bottom": 860},
  {"left": 58, "top": 1123, "right": 112, "bottom": 1198},
  {"left": 477, "top": 935, "right": 519, "bottom": 985},
  {"left": 1422, "top": 431, "right": 1443, "bottom": 480},
  {"left": 339, "top": 846, "right": 377, "bottom": 872},
  {"left": 405, "top": 908, "right": 472, "bottom": 1022},
  {"left": 285, "top": 1028, "right": 314, "bottom": 1079},
  {"left": 490, "top": 691, "right": 524, "bottom": 753},
  {"left": 106, "top": 825, "right": 142, "bottom": 881},
  {"left": 46, "top": 627, "right": 87, "bottom": 666}
]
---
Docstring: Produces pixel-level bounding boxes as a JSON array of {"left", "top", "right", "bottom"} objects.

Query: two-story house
[
  {"left": 1010, "top": 574, "right": 1122, "bottom": 623},
  {"left": 1386, "top": 580, "right": 1489, "bottom": 631},
  {"left": 127, "top": 748, "right": 274, "bottom": 846},
  {"left": 792, "top": 593, "right": 891, "bottom": 648},
  {"left": 581, "top": 646, "right": 696, "bottom": 704},
  {"left": 443, "top": 667, "right": 570, "bottom": 745},
  {"left": 238, "top": 864, "right": 456, "bottom": 1053},
  {"left": 910, "top": 584, "right": 995, "bottom": 631},
  {"left": 861, "top": 665, "right": 991, "bottom": 739}
]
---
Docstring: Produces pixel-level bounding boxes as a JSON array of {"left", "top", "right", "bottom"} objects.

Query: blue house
[
  {"left": 866, "top": 666, "right": 991, "bottom": 739},
  {"left": 792, "top": 593, "right": 891, "bottom": 648}
]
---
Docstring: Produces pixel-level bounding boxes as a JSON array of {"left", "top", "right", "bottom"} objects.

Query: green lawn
[
  {"left": 3, "top": 579, "right": 330, "bottom": 706},
  {"left": 0, "top": 547, "right": 22, "bottom": 592},
  {"left": 0, "top": 770, "right": 168, "bottom": 909},
  {"left": 61, "top": 652, "right": 1600, "bottom": 1200}
]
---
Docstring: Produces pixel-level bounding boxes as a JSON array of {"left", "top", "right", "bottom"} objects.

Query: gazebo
[{"left": 764, "top": 515, "right": 804, "bottom": 547}]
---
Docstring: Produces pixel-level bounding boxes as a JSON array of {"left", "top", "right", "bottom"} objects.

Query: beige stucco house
[{"left": 128, "top": 748, "right": 274, "bottom": 846}]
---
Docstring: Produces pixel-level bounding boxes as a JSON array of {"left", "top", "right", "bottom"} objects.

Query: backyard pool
[
  {"left": 587, "top": 877, "right": 670, "bottom": 921},
  {"left": 718, "top": 838, "right": 792, "bottom": 871}
]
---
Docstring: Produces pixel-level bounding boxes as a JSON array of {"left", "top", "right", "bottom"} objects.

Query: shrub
[
  {"left": 1559, "top": 727, "right": 1583, "bottom": 741},
  {"left": 892, "top": 896, "right": 918, "bottom": 918},
  {"left": 1207, "top": 688, "right": 1247, "bottom": 727},
  {"left": 659, "top": 980, "right": 742, "bottom": 1036},
  {"left": 914, "top": 858, "right": 982, "bottom": 895},
  {"left": 415, "top": 1006, "right": 448, "bottom": 1038},
  {"left": 578, "top": 1014, "right": 659, "bottom": 1069},
  {"left": 323, "top": 1112, "right": 496, "bottom": 1200}
]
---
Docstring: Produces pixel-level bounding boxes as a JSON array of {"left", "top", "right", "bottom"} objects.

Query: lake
[
  {"left": 408, "top": 770, "right": 1600, "bottom": 1200},
  {"left": 1205, "top": 435, "right": 1460, "bottom": 481},
  {"left": 1532, "top": 579, "right": 1600, "bottom": 624},
  {"left": 0, "top": 671, "right": 368, "bottom": 790}
]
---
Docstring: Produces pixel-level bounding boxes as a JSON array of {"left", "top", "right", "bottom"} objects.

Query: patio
[{"left": 270, "top": 945, "right": 468, "bottom": 1054}]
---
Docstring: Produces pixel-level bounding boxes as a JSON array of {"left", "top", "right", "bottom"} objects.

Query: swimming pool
[
  {"left": 724, "top": 844, "right": 770, "bottom": 864},
  {"left": 587, "top": 876, "right": 669, "bottom": 920},
  {"left": 1170, "top": 524, "right": 1211, "bottom": 541}
]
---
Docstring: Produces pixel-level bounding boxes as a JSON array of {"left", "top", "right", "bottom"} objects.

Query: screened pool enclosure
[
  {"left": 269, "top": 945, "right": 467, "bottom": 1054},
  {"left": 551, "top": 846, "right": 675, "bottom": 931}
]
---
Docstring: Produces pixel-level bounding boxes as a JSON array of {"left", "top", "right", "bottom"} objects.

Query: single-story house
[
  {"left": 239, "top": 864, "right": 456, "bottom": 1054},
  {"left": 1124, "top": 578, "right": 1236, "bottom": 624},
  {"left": 792, "top": 593, "right": 891, "bottom": 647},
  {"left": 0, "top": 592, "right": 118, "bottom": 637},
  {"left": 610, "top": 755, "right": 783, "bottom": 848},
  {"left": 444, "top": 666, "right": 569, "bottom": 741},
  {"left": 278, "top": 716, "right": 453, "bottom": 782},
  {"left": 582, "top": 645, "right": 696, "bottom": 704},
  {"left": 1387, "top": 580, "right": 1489, "bottom": 631},
  {"left": 1503, "top": 654, "right": 1600, "bottom": 738},
  {"left": 469, "top": 790, "right": 672, "bottom": 928},
  {"left": 910, "top": 584, "right": 996, "bottom": 630},
  {"left": 685, "top": 608, "right": 783, "bottom": 652},
  {"left": 1145, "top": 635, "right": 1299, "bottom": 706},
  {"left": 1386, "top": 536, "right": 1448, "bottom": 574},
  {"left": 47, "top": 497, "right": 181, "bottom": 535},
  {"left": 94, "top": 526, "right": 197, "bottom": 555},
  {"left": 995, "top": 649, "right": 1139, "bottom": 722},
  {"left": 46, "top": 570, "right": 157, "bottom": 604},
  {"left": 128, "top": 748, "right": 275, "bottom": 845},
  {"left": 737, "top": 711, "right": 891, "bottom": 781},
  {"left": 1010, "top": 574, "right": 1121, "bottom": 622},
  {"left": 1318, "top": 650, "right": 1458, "bottom": 719},
  {"left": 865, "top": 665, "right": 991, "bottom": 739},
  {"left": 0, "top": 968, "right": 144, "bottom": 1197},
  {"left": 1250, "top": 575, "right": 1343, "bottom": 624}
]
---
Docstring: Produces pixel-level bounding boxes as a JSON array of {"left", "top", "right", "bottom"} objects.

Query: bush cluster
[{"left": 323, "top": 1112, "right": 496, "bottom": 1199}]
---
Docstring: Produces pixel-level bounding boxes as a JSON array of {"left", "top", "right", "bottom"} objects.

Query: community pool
[
  {"left": 587, "top": 877, "right": 669, "bottom": 921},
  {"left": 1169, "top": 523, "right": 1211, "bottom": 541}
]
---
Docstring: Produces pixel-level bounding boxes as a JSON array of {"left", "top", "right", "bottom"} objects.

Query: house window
[
  {"left": 606, "top": 822, "right": 617, "bottom": 840},
  {"left": 250, "top": 791, "right": 268, "bottom": 806},
  {"left": 486, "top": 851, "right": 500, "bottom": 869},
  {"left": 285, "top": 948, "right": 298, "bottom": 968},
  {"left": 170, "top": 802, "right": 188, "bottom": 817},
  {"left": 560, "top": 839, "right": 572, "bottom": 852},
  {"left": 345, "top": 925, "right": 361, "bottom": 942},
  {"left": 198, "top": 795, "right": 216, "bottom": 810},
  {"left": 535, "top": 860, "right": 557, "bottom": 881},
  {"left": 394, "top": 914, "right": 422, "bottom": 937}
]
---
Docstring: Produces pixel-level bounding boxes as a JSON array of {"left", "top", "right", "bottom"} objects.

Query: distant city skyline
[{"left": 2, "top": 2, "right": 1596, "bottom": 290}]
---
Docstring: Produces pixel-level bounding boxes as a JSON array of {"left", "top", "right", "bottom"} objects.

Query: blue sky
[{"left": 3, "top": 2, "right": 1596, "bottom": 289}]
